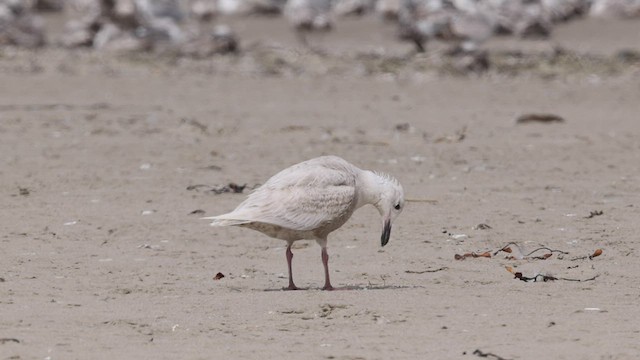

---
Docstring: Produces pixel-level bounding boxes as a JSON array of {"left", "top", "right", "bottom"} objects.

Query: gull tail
[{"left": 201, "top": 213, "right": 252, "bottom": 227}]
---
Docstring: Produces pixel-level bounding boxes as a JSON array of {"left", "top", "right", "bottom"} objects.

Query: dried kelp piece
[
  {"left": 571, "top": 248, "right": 604, "bottom": 261},
  {"left": 520, "top": 247, "right": 568, "bottom": 260},
  {"left": 585, "top": 210, "right": 603, "bottom": 219},
  {"left": 514, "top": 272, "right": 557, "bottom": 282},
  {"left": 213, "top": 272, "right": 225, "bottom": 280},
  {"left": 188, "top": 209, "right": 205, "bottom": 215},
  {"left": 523, "top": 247, "right": 569, "bottom": 257},
  {"left": 187, "top": 183, "right": 260, "bottom": 195},
  {"left": 493, "top": 242, "right": 517, "bottom": 256},
  {"left": 531, "top": 253, "right": 553, "bottom": 260},
  {"left": 516, "top": 113, "right": 565, "bottom": 124},
  {"left": 454, "top": 251, "right": 491, "bottom": 260},
  {"left": 506, "top": 266, "right": 550, "bottom": 282},
  {"left": 505, "top": 266, "right": 599, "bottom": 283},
  {"left": 494, "top": 243, "right": 568, "bottom": 260}
]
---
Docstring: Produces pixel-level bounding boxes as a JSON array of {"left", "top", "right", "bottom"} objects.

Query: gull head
[{"left": 372, "top": 172, "right": 404, "bottom": 247}]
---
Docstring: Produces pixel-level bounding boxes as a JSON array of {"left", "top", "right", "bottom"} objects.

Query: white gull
[{"left": 202, "top": 155, "right": 405, "bottom": 290}]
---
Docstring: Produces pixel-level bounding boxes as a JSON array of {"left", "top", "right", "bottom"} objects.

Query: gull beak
[{"left": 381, "top": 218, "right": 391, "bottom": 247}]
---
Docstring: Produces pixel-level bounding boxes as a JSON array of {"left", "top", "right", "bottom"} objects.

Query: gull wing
[{"left": 210, "top": 156, "right": 358, "bottom": 231}]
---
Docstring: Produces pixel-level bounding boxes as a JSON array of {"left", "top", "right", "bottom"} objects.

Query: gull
[
  {"left": 398, "top": 0, "right": 494, "bottom": 53},
  {"left": 203, "top": 155, "right": 404, "bottom": 290},
  {"left": 284, "top": 0, "right": 333, "bottom": 48}
]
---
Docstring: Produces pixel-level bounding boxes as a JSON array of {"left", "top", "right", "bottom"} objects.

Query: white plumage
[{"left": 203, "top": 155, "right": 405, "bottom": 290}]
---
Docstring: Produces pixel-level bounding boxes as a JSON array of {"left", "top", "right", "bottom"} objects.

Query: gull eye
[{"left": 394, "top": 203, "right": 401, "bottom": 210}]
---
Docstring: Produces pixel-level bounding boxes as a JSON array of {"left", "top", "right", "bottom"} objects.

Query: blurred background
[{"left": 1, "top": 0, "right": 639, "bottom": 76}]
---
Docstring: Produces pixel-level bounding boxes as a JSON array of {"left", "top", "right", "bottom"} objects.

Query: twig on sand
[
  {"left": 405, "top": 267, "right": 448, "bottom": 274},
  {"left": 454, "top": 252, "right": 491, "bottom": 260},
  {"left": 556, "top": 275, "right": 600, "bottom": 282},
  {"left": 0, "top": 338, "right": 20, "bottom": 344},
  {"left": 472, "top": 349, "right": 511, "bottom": 360},
  {"left": 516, "top": 113, "right": 565, "bottom": 124},
  {"left": 585, "top": 210, "right": 603, "bottom": 219}
]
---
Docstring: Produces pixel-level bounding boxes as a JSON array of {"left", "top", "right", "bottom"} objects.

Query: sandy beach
[{"left": 1, "top": 12, "right": 640, "bottom": 360}]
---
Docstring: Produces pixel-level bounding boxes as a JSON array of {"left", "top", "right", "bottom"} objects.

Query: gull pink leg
[
  {"left": 286, "top": 244, "right": 299, "bottom": 290},
  {"left": 321, "top": 247, "right": 334, "bottom": 291}
]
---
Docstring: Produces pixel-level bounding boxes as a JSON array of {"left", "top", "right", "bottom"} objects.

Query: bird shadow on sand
[{"left": 263, "top": 284, "right": 425, "bottom": 292}]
